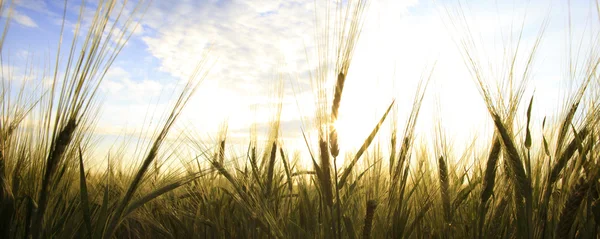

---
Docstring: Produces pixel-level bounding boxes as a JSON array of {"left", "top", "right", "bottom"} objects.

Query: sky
[{"left": 2, "top": 0, "right": 599, "bottom": 167}]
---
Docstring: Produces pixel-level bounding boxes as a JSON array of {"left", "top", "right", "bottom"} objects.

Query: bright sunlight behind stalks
[{"left": 1, "top": 0, "right": 600, "bottom": 238}]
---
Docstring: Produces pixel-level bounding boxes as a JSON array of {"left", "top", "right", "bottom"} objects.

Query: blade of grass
[{"left": 338, "top": 99, "right": 395, "bottom": 189}]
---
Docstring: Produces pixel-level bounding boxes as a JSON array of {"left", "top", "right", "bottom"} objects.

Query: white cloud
[
  {"left": 140, "top": 1, "right": 312, "bottom": 81},
  {"left": 10, "top": 10, "right": 38, "bottom": 28},
  {"left": 101, "top": 66, "right": 166, "bottom": 101},
  {"left": 94, "top": 66, "right": 176, "bottom": 142},
  {"left": 14, "top": 0, "right": 51, "bottom": 14}
]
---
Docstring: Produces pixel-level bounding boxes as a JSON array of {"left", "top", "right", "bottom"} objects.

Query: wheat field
[{"left": 1, "top": 0, "right": 599, "bottom": 238}]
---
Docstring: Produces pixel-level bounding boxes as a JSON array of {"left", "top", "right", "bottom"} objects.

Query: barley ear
[
  {"left": 554, "top": 178, "right": 590, "bottom": 239},
  {"left": 438, "top": 155, "right": 451, "bottom": 223},
  {"left": 362, "top": 200, "right": 377, "bottom": 239}
]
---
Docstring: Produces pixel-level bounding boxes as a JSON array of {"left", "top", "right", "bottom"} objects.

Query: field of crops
[{"left": 1, "top": 0, "right": 599, "bottom": 238}]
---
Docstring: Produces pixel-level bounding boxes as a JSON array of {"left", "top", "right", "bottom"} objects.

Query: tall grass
[{"left": 0, "top": 0, "right": 599, "bottom": 238}]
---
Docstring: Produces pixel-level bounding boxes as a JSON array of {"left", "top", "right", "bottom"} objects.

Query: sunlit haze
[{"left": 3, "top": 0, "right": 598, "bottom": 168}]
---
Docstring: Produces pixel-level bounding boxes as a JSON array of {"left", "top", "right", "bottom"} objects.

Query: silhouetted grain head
[
  {"left": 32, "top": 117, "right": 77, "bottom": 239},
  {"left": 331, "top": 72, "right": 346, "bottom": 122},
  {"left": 362, "top": 200, "right": 377, "bottom": 239},
  {"left": 437, "top": 155, "right": 451, "bottom": 222},
  {"left": 555, "top": 177, "right": 590, "bottom": 239},
  {"left": 318, "top": 138, "right": 333, "bottom": 206},
  {"left": 265, "top": 141, "right": 277, "bottom": 197},
  {"left": 329, "top": 127, "right": 340, "bottom": 159},
  {"left": 478, "top": 136, "right": 501, "bottom": 238},
  {"left": 481, "top": 137, "right": 501, "bottom": 205}
]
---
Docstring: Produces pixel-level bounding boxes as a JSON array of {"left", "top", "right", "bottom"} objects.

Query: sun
[{"left": 331, "top": 114, "right": 373, "bottom": 155}]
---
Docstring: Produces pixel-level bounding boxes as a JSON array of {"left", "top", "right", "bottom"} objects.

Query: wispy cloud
[
  {"left": 141, "top": 1, "right": 315, "bottom": 86},
  {"left": 5, "top": 10, "right": 38, "bottom": 27}
]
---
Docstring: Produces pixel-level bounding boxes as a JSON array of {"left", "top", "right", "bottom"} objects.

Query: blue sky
[{"left": 3, "top": 0, "right": 599, "bottom": 165}]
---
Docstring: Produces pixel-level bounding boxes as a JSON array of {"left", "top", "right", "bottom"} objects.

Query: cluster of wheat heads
[{"left": 1, "top": 0, "right": 600, "bottom": 238}]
